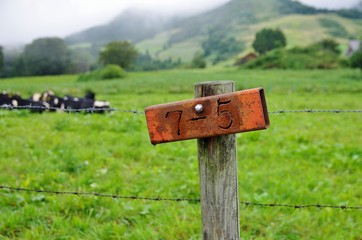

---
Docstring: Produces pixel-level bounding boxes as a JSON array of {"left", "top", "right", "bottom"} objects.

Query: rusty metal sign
[{"left": 145, "top": 88, "right": 269, "bottom": 145}]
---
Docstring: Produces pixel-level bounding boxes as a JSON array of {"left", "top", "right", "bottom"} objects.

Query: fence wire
[
  {"left": 0, "top": 105, "right": 144, "bottom": 114},
  {"left": 1, "top": 185, "right": 361, "bottom": 210},
  {"left": 1, "top": 105, "right": 362, "bottom": 115},
  {"left": 268, "top": 109, "right": 362, "bottom": 114},
  {"left": 1, "top": 105, "right": 361, "bottom": 210}
]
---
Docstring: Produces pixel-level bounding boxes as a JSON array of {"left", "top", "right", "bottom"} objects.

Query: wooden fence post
[
  {"left": 195, "top": 81, "right": 240, "bottom": 240},
  {"left": 146, "top": 81, "right": 268, "bottom": 238}
]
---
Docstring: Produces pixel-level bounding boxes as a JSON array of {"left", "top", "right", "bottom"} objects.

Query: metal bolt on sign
[
  {"left": 195, "top": 104, "right": 204, "bottom": 113},
  {"left": 145, "top": 81, "right": 270, "bottom": 239}
]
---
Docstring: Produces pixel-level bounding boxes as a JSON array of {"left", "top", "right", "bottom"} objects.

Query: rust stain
[{"left": 145, "top": 88, "right": 269, "bottom": 145}]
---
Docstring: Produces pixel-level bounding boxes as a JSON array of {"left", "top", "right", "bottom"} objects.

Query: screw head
[{"left": 194, "top": 104, "right": 204, "bottom": 113}]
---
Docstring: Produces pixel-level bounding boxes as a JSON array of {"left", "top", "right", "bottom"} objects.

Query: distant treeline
[
  {"left": 279, "top": 0, "right": 362, "bottom": 19},
  {"left": 0, "top": 29, "right": 244, "bottom": 78},
  {"left": 1, "top": 28, "right": 361, "bottom": 78},
  {"left": 0, "top": 38, "right": 185, "bottom": 78},
  {"left": 1, "top": 38, "right": 95, "bottom": 78}
]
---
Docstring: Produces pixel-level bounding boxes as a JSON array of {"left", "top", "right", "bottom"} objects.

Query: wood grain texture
[{"left": 195, "top": 81, "right": 240, "bottom": 240}]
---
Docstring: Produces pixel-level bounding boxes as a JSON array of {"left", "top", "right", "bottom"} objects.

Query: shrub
[
  {"left": 77, "top": 65, "right": 126, "bottom": 82},
  {"left": 100, "top": 64, "right": 127, "bottom": 79},
  {"left": 190, "top": 52, "right": 206, "bottom": 69},
  {"left": 350, "top": 48, "right": 362, "bottom": 73},
  {"left": 244, "top": 39, "right": 341, "bottom": 70}
]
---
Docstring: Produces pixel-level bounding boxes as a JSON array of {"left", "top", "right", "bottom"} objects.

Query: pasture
[{"left": 0, "top": 68, "right": 361, "bottom": 239}]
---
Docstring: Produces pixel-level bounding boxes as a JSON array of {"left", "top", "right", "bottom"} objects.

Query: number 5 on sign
[{"left": 145, "top": 88, "right": 270, "bottom": 145}]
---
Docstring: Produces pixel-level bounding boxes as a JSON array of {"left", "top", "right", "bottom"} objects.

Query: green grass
[{"left": 0, "top": 68, "right": 361, "bottom": 239}]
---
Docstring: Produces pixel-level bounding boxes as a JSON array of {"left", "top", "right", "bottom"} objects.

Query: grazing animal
[
  {"left": 1, "top": 91, "right": 46, "bottom": 112},
  {"left": 2, "top": 90, "right": 110, "bottom": 114},
  {"left": 83, "top": 90, "right": 110, "bottom": 112},
  {"left": 63, "top": 94, "right": 110, "bottom": 113},
  {"left": 0, "top": 91, "right": 13, "bottom": 107},
  {"left": 39, "top": 90, "right": 110, "bottom": 113},
  {"left": 38, "top": 90, "right": 64, "bottom": 111},
  {"left": 84, "top": 90, "right": 95, "bottom": 100}
]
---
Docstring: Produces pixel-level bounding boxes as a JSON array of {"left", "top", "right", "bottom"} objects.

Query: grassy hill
[
  {"left": 137, "top": 14, "right": 361, "bottom": 62},
  {"left": 65, "top": 0, "right": 362, "bottom": 63}
]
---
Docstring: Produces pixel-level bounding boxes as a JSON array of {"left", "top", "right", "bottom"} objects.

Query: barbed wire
[
  {"left": 268, "top": 109, "right": 362, "bottom": 114},
  {"left": 1, "top": 105, "right": 362, "bottom": 115},
  {"left": 0, "top": 105, "right": 144, "bottom": 114},
  {"left": 0, "top": 185, "right": 199, "bottom": 202},
  {"left": 1, "top": 185, "right": 361, "bottom": 210}
]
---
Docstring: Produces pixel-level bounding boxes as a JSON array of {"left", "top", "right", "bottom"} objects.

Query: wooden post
[
  {"left": 145, "top": 81, "right": 269, "bottom": 238},
  {"left": 195, "top": 81, "right": 240, "bottom": 240}
]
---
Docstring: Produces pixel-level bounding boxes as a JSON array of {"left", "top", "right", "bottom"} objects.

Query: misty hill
[
  {"left": 163, "top": 0, "right": 325, "bottom": 45},
  {"left": 66, "top": 0, "right": 319, "bottom": 46},
  {"left": 356, "top": 1, "right": 362, "bottom": 11},
  {"left": 66, "top": 0, "right": 362, "bottom": 62},
  {"left": 65, "top": 9, "right": 180, "bottom": 45}
]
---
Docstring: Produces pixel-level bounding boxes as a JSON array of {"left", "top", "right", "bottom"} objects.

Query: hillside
[
  {"left": 65, "top": 0, "right": 362, "bottom": 63},
  {"left": 65, "top": 9, "right": 180, "bottom": 46},
  {"left": 356, "top": 1, "right": 362, "bottom": 11}
]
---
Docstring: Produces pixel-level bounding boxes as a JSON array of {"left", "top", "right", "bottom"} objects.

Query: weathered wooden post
[
  {"left": 195, "top": 81, "right": 239, "bottom": 239},
  {"left": 145, "top": 81, "right": 269, "bottom": 239}
]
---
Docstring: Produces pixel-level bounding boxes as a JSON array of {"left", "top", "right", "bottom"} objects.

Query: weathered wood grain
[{"left": 195, "top": 81, "right": 240, "bottom": 240}]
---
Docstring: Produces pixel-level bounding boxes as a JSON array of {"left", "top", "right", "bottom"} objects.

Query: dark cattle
[
  {"left": 13, "top": 93, "right": 47, "bottom": 113},
  {"left": 63, "top": 94, "right": 110, "bottom": 113},
  {"left": 92, "top": 100, "right": 110, "bottom": 113},
  {"left": 83, "top": 90, "right": 110, "bottom": 112},
  {"left": 84, "top": 90, "right": 95, "bottom": 100},
  {"left": 1, "top": 91, "right": 46, "bottom": 113},
  {"left": 38, "top": 90, "right": 65, "bottom": 111},
  {"left": 63, "top": 95, "right": 83, "bottom": 112},
  {"left": 0, "top": 91, "right": 13, "bottom": 107},
  {"left": 38, "top": 90, "right": 110, "bottom": 113}
]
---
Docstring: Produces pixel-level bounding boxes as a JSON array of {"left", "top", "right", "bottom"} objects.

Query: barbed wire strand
[
  {"left": 1, "top": 185, "right": 361, "bottom": 210},
  {"left": 1, "top": 105, "right": 362, "bottom": 115},
  {"left": 0, "top": 105, "right": 144, "bottom": 114},
  {"left": 268, "top": 109, "right": 362, "bottom": 114},
  {"left": 0, "top": 185, "right": 198, "bottom": 202}
]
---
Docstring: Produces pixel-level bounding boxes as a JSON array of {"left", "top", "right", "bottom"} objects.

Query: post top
[{"left": 194, "top": 81, "right": 234, "bottom": 87}]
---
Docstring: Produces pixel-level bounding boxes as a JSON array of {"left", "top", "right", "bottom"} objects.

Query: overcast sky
[{"left": 0, "top": 0, "right": 359, "bottom": 46}]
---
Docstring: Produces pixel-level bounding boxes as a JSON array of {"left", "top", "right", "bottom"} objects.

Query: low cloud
[
  {"left": 0, "top": 0, "right": 359, "bottom": 46},
  {"left": 298, "top": 0, "right": 359, "bottom": 9}
]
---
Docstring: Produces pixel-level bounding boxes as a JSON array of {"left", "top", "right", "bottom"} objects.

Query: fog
[
  {"left": 299, "top": 0, "right": 359, "bottom": 10},
  {"left": 0, "top": 0, "right": 359, "bottom": 46}
]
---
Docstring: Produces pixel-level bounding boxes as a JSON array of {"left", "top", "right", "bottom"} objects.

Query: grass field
[{"left": 0, "top": 68, "right": 361, "bottom": 239}]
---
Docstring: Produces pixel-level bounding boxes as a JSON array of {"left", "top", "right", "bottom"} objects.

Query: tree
[
  {"left": 99, "top": 41, "right": 138, "bottom": 69},
  {"left": 0, "top": 46, "right": 3, "bottom": 76},
  {"left": 312, "top": 39, "right": 341, "bottom": 55},
  {"left": 23, "top": 37, "right": 70, "bottom": 76},
  {"left": 202, "top": 28, "right": 243, "bottom": 64},
  {"left": 350, "top": 44, "right": 362, "bottom": 73},
  {"left": 1, "top": 49, "right": 26, "bottom": 77},
  {"left": 252, "top": 28, "right": 287, "bottom": 55},
  {"left": 69, "top": 48, "right": 96, "bottom": 73},
  {"left": 191, "top": 52, "right": 206, "bottom": 68}
]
